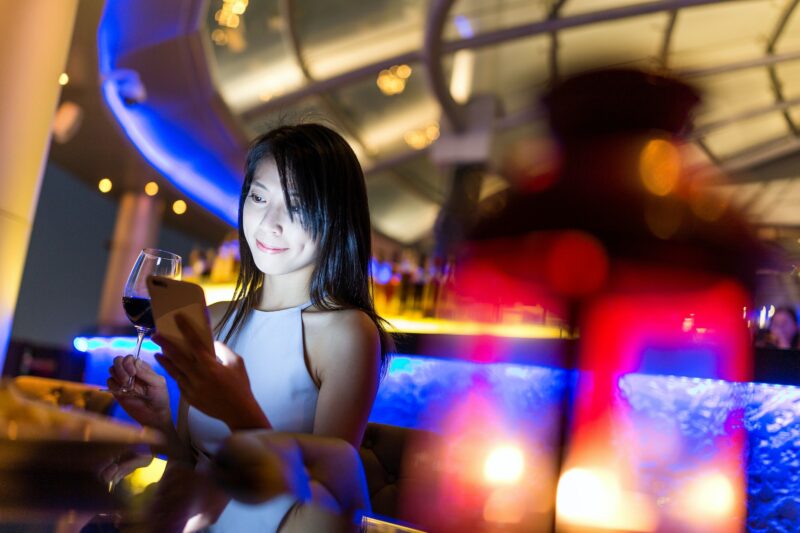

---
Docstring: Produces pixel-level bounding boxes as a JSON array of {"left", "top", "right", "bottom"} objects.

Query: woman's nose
[{"left": 260, "top": 207, "right": 284, "bottom": 234}]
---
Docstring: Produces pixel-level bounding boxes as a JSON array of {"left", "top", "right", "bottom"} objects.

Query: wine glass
[{"left": 119, "top": 248, "right": 181, "bottom": 394}]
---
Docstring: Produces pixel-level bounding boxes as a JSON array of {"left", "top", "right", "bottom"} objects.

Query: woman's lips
[{"left": 256, "top": 240, "right": 288, "bottom": 254}]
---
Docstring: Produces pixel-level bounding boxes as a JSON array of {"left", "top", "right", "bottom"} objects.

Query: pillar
[
  {"left": 97, "top": 192, "right": 164, "bottom": 329},
  {"left": 0, "top": 0, "right": 79, "bottom": 367}
]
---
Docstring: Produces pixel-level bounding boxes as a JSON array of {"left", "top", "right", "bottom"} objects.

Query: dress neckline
[{"left": 252, "top": 301, "right": 313, "bottom": 314}]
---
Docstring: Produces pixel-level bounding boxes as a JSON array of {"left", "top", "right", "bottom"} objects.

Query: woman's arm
[
  {"left": 213, "top": 432, "right": 369, "bottom": 533},
  {"left": 305, "top": 309, "right": 381, "bottom": 447}
]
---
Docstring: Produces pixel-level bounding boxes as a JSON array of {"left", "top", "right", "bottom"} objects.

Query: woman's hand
[
  {"left": 120, "top": 462, "right": 229, "bottom": 533},
  {"left": 153, "top": 314, "right": 270, "bottom": 431},
  {"left": 99, "top": 450, "right": 154, "bottom": 487},
  {"left": 107, "top": 355, "right": 171, "bottom": 430}
]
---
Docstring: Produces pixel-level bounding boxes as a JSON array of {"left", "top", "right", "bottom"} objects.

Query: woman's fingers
[
  {"left": 111, "top": 355, "right": 133, "bottom": 382},
  {"left": 131, "top": 358, "right": 165, "bottom": 388},
  {"left": 122, "top": 354, "right": 138, "bottom": 375},
  {"left": 175, "top": 314, "right": 215, "bottom": 362},
  {"left": 155, "top": 354, "right": 188, "bottom": 389},
  {"left": 152, "top": 333, "right": 194, "bottom": 369}
]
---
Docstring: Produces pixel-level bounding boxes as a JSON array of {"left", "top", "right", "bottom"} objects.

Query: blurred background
[
  {"left": 9, "top": 0, "right": 800, "bottom": 356},
  {"left": 5, "top": 1, "right": 800, "bottom": 531}
]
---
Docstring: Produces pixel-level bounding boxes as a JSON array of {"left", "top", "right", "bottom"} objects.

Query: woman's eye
[{"left": 248, "top": 192, "right": 265, "bottom": 203}]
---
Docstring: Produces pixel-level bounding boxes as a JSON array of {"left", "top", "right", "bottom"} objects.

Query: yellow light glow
[
  {"left": 98, "top": 178, "right": 112, "bottom": 193},
  {"left": 425, "top": 123, "right": 440, "bottom": 141},
  {"left": 383, "top": 316, "right": 566, "bottom": 339},
  {"left": 124, "top": 457, "right": 166, "bottom": 493},
  {"left": 483, "top": 487, "right": 526, "bottom": 524},
  {"left": 258, "top": 91, "right": 273, "bottom": 102},
  {"left": 557, "top": 468, "right": 621, "bottom": 527},
  {"left": 58, "top": 73, "right": 69, "bottom": 86},
  {"left": 688, "top": 184, "right": 727, "bottom": 222},
  {"left": 197, "top": 282, "right": 568, "bottom": 338},
  {"left": 681, "top": 471, "right": 736, "bottom": 520},
  {"left": 200, "top": 283, "right": 237, "bottom": 305},
  {"left": 172, "top": 200, "right": 187, "bottom": 215},
  {"left": 376, "top": 67, "right": 408, "bottom": 96},
  {"left": 144, "top": 181, "right": 159, "bottom": 196},
  {"left": 449, "top": 50, "right": 475, "bottom": 104},
  {"left": 211, "top": 29, "right": 228, "bottom": 45},
  {"left": 557, "top": 468, "right": 658, "bottom": 532},
  {"left": 226, "top": 14, "right": 240, "bottom": 28},
  {"left": 639, "top": 139, "right": 681, "bottom": 196},
  {"left": 231, "top": 0, "right": 249, "bottom": 15},
  {"left": 393, "top": 64, "right": 412, "bottom": 79},
  {"left": 483, "top": 445, "right": 524, "bottom": 485},
  {"left": 403, "top": 130, "right": 429, "bottom": 150}
]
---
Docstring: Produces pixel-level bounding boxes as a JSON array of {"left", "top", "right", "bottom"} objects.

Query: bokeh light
[
  {"left": 639, "top": 139, "right": 681, "bottom": 196},
  {"left": 98, "top": 178, "right": 112, "bottom": 193},
  {"left": 680, "top": 471, "right": 736, "bottom": 521},
  {"left": 144, "top": 181, "right": 159, "bottom": 196},
  {"left": 483, "top": 444, "right": 525, "bottom": 485},
  {"left": 557, "top": 468, "right": 621, "bottom": 527},
  {"left": 172, "top": 199, "right": 187, "bottom": 215},
  {"left": 124, "top": 457, "right": 166, "bottom": 494}
]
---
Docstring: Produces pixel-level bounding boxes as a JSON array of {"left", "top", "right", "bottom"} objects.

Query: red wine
[{"left": 122, "top": 296, "right": 154, "bottom": 330}]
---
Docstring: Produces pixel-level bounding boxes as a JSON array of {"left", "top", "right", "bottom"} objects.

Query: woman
[{"left": 108, "top": 123, "right": 392, "bottom": 531}]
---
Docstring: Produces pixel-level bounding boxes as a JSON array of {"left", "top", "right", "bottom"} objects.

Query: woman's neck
[{"left": 257, "top": 265, "right": 313, "bottom": 311}]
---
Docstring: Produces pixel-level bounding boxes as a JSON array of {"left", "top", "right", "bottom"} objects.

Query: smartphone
[{"left": 146, "top": 276, "right": 215, "bottom": 356}]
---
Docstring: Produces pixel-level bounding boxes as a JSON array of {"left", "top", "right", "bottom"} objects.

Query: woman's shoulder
[
  {"left": 304, "top": 307, "right": 378, "bottom": 338},
  {"left": 208, "top": 301, "right": 232, "bottom": 329},
  {"left": 303, "top": 307, "right": 380, "bottom": 363}
]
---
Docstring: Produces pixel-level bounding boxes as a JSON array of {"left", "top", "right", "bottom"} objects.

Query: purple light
[{"left": 453, "top": 15, "right": 475, "bottom": 38}]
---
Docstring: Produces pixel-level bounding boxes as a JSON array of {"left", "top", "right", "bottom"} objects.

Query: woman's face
[{"left": 242, "top": 158, "right": 318, "bottom": 277}]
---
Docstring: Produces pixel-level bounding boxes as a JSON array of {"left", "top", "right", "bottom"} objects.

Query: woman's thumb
[{"left": 214, "top": 341, "right": 240, "bottom": 366}]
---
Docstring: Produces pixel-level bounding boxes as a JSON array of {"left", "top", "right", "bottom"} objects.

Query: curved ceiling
[{"left": 98, "top": 0, "right": 800, "bottom": 245}]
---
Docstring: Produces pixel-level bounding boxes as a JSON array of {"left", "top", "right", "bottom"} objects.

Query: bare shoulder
[
  {"left": 208, "top": 301, "right": 232, "bottom": 330},
  {"left": 302, "top": 308, "right": 380, "bottom": 373},
  {"left": 304, "top": 308, "right": 378, "bottom": 344}
]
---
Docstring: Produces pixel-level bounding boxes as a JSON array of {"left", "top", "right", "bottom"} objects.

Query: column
[
  {"left": 97, "top": 192, "right": 164, "bottom": 329},
  {"left": 0, "top": 0, "right": 79, "bottom": 367}
]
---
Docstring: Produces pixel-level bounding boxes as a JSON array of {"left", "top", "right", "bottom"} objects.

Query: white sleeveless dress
[{"left": 187, "top": 302, "right": 319, "bottom": 532}]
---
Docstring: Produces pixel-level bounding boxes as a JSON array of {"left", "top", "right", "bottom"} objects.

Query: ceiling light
[
  {"left": 58, "top": 73, "right": 69, "bottom": 86},
  {"left": 144, "top": 181, "right": 159, "bottom": 196},
  {"left": 377, "top": 66, "right": 410, "bottom": 96},
  {"left": 211, "top": 29, "right": 228, "bottom": 46},
  {"left": 172, "top": 200, "right": 187, "bottom": 215},
  {"left": 393, "top": 64, "right": 412, "bottom": 79},
  {"left": 98, "top": 178, "right": 112, "bottom": 193}
]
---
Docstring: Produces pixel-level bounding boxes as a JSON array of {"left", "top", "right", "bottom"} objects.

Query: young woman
[{"left": 107, "top": 123, "right": 392, "bottom": 531}]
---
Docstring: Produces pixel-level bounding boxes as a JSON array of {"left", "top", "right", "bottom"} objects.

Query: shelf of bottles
[{"left": 182, "top": 237, "right": 569, "bottom": 340}]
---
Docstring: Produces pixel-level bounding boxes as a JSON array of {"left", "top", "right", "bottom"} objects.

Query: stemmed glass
[{"left": 120, "top": 248, "right": 181, "bottom": 394}]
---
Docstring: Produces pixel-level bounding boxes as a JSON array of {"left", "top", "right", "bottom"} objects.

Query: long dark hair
[{"left": 215, "top": 123, "right": 393, "bottom": 375}]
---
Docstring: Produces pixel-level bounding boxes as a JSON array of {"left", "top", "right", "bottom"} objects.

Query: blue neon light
[
  {"left": 73, "top": 336, "right": 160, "bottom": 354},
  {"left": 97, "top": 1, "right": 241, "bottom": 226}
]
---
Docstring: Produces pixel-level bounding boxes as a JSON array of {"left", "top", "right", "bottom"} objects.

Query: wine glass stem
[{"left": 122, "top": 327, "right": 148, "bottom": 392}]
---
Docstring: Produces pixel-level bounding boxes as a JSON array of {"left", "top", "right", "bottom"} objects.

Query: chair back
[{"left": 359, "top": 422, "right": 441, "bottom": 521}]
